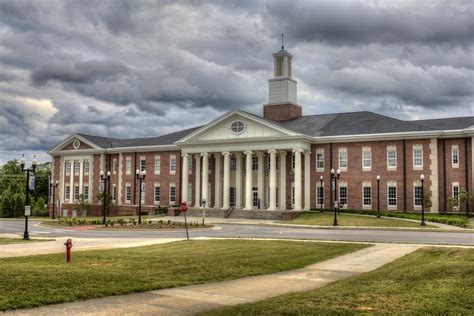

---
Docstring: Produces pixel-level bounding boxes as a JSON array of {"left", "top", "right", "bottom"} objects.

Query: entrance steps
[{"left": 177, "top": 208, "right": 291, "bottom": 220}]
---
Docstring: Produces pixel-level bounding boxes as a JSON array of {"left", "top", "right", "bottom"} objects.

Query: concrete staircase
[{"left": 177, "top": 208, "right": 289, "bottom": 220}]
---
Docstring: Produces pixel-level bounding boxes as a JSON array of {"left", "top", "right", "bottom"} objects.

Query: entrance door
[{"left": 252, "top": 187, "right": 258, "bottom": 208}]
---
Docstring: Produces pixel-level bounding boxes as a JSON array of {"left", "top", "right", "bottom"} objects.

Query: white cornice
[{"left": 47, "top": 133, "right": 103, "bottom": 154}]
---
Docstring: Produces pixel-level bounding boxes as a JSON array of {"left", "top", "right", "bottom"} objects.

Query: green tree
[
  {"left": 448, "top": 189, "right": 471, "bottom": 217},
  {"left": 96, "top": 192, "right": 112, "bottom": 216},
  {"left": 74, "top": 194, "right": 92, "bottom": 216}
]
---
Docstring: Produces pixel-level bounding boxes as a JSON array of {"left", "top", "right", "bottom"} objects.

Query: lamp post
[
  {"left": 50, "top": 180, "right": 59, "bottom": 219},
  {"left": 20, "top": 154, "right": 38, "bottom": 240},
  {"left": 331, "top": 168, "right": 340, "bottom": 226},
  {"left": 319, "top": 175, "right": 324, "bottom": 213},
  {"left": 376, "top": 175, "right": 381, "bottom": 218},
  {"left": 136, "top": 169, "right": 146, "bottom": 224},
  {"left": 100, "top": 170, "right": 111, "bottom": 224},
  {"left": 420, "top": 174, "right": 425, "bottom": 226}
]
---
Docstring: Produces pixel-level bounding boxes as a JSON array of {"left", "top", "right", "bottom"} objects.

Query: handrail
[{"left": 224, "top": 206, "right": 235, "bottom": 218}]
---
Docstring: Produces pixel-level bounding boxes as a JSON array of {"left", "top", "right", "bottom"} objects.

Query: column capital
[
  {"left": 194, "top": 154, "right": 201, "bottom": 159},
  {"left": 256, "top": 151, "right": 264, "bottom": 157},
  {"left": 234, "top": 152, "right": 242, "bottom": 158},
  {"left": 201, "top": 152, "right": 209, "bottom": 157},
  {"left": 222, "top": 151, "right": 231, "bottom": 156},
  {"left": 244, "top": 150, "right": 253, "bottom": 155},
  {"left": 268, "top": 149, "right": 277, "bottom": 155},
  {"left": 292, "top": 149, "right": 304, "bottom": 154},
  {"left": 304, "top": 150, "right": 312, "bottom": 156},
  {"left": 214, "top": 153, "right": 221, "bottom": 158},
  {"left": 181, "top": 153, "right": 189, "bottom": 158},
  {"left": 279, "top": 150, "right": 287, "bottom": 156}
]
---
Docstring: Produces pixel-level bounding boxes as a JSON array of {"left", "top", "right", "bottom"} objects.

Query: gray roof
[{"left": 74, "top": 111, "right": 474, "bottom": 149}]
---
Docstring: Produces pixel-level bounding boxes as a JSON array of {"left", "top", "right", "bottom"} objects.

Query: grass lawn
[
  {"left": 288, "top": 212, "right": 435, "bottom": 228},
  {"left": 0, "top": 237, "right": 53, "bottom": 245},
  {"left": 0, "top": 239, "right": 367, "bottom": 311},
  {"left": 205, "top": 247, "right": 474, "bottom": 315}
]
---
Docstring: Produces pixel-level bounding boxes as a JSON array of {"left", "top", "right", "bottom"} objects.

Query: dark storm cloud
[{"left": 0, "top": 0, "right": 472, "bottom": 163}]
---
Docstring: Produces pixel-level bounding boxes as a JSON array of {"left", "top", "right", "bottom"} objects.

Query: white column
[
  {"left": 222, "top": 152, "right": 230, "bottom": 209},
  {"left": 118, "top": 153, "right": 123, "bottom": 205},
  {"left": 244, "top": 151, "right": 253, "bottom": 210},
  {"left": 235, "top": 153, "right": 242, "bottom": 208},
  {"left": 79, "top": 160, "right": 84, "bottom": 195},
  {"left": 194, "top": 154, "right": 201, "bottom": 208},
  {"left": 257, "top": 152, "right": 264, "bottom": 209},
  {"left": 60, "top": 157, "right": 65, "bottom": 203},
  {"left": 268, "top": 150, "right": 277, "bottom": 210},
  {"left": 279, "top": 151, "right": 287, "bottom": 210},
  {"left": 293, "top": 149, "right": 303, "bottom": 210},
  {"left": 304, "top": 151, "right": 311, "bottom": 210},
  {"left": 69, "top": 160, "right": 74, "bottom": 203},
  {"left": 201, "top": 153, "right": 208, "bottom": 207},
  {"left": 181, "top": 154, "right": 189, "bottom": 204},
  {"left": 214, "top": 154, "right": 221, "bottom": 208}
]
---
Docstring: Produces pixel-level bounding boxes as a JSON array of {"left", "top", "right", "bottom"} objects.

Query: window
[
  {"left": 229, "top": 187, "right": 236, "bottom": 206},
  {"left": 65, "top": 161, "right": 71, "bottom": 175},
  {"left": 125, "top": 185, "right": 131, "bottom": 204},
  {"left": 252, "top": 156, "right": 258, "bottom": 171},
  {"left": 169, "top": 183, "right": 176, "bottom": 205},
  {"left": 230, "top": 157, "right": 236, "bottom": 171},
  {"left": 317, "top": 186, "right": 324, "bottom": 207},
  {"left": 316, "top": 151, "right": 324, "bottom": 171},
  {"left": 413, "top": 146, "right": 423, "bottom": 168},
  {"left": 339, "top": 185, "right": 348, "bottom": 207},
  {"left": 291, "top": 153, "right": 295, "bottom": 170},
  {"left": 208, "top": 157, "right": 212, "bottom": 174},
  {"left": 252, "top": 187, "right": 258, "bottom": 208},
  {"left": 230, "top": 120, "right": 246, "bottom": 135},
  {"left": 65, "top": 184, "right": 70, "bottom": 200},
  {"left": 187, "top": 183, "right": 192, "bottom": 204},
  {"left": 74, "top": 185, "right": 80, "bottom": 200},
  {"left": 154, "top": 184, "right": 161, "bottom": 204},
  {"left": 363, "top": 185, "right": 372, "bottom": 207},
  {"left": 453, "top": 184, "right": 460, "bottom": 207},
  {"left": 187, "top": 157, "right": 192, "bottom": 174},
  {"left": 140, "top": 158, "right": 146, "bottom": 172},
  {"left": 338, "top": 148, "right": 347, "bottom": 170},
  {"left": 452, "top": 146, "right": 459, "bottom": 167},
  {"left": 291, "top": 184, "right": 295, "bottom": 207},
  {"left": 74, "top": 161, "right": 80, "bottom": 175},
  {"left": 170, "top": 155, "right": 176, "bottom": 174},
  {"left": 155, "top": 156, "right": 161, "bottom": 175},
  {"left": 83, "top": 161, "right": 90, "bottom": 175},
  {"left": 387, "top": 146, "right": 397, "bottom": 170},
  {"left": 112, "top": 185, "right": 117, "bottom": 202},
  {"left": 126, "top": 158, "right": 131, "bottom": 175},
  {"left": 113, "top": 158, "right": 118, "bottom": 174},
  {"left": 414, "top": 183, "right": 423, "bottom": 207},
  {"left": 388, "top": 184, "right": 397, "bottom": 207},
  {"left": 83, "top": 185, "right": 89, "bottom": 201},
  {"left": 362, "top": 147, "right": 371, "bottom": 170}
]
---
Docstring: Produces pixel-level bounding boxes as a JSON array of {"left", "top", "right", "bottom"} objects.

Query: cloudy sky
[{"left": 0, "top": 0, "right": 472, "bottom": 164}]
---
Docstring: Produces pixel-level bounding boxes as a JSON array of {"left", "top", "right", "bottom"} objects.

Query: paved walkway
[{"left": 7, "top": 243, "right": 421, "bottom": 315}]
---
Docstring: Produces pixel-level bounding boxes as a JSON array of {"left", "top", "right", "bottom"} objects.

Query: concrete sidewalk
[
  {"left": 7, "top": 243, "right": 421, "bottom": 316},
  {"left": 0, "top": 236, "right": 182, "bottom": 258}
]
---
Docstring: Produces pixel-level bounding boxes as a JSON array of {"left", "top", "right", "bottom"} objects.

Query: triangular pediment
[
  {"left": 177, "top": 110, "right": 298, "bottom": 143},
  {"left": 48, "top": 134, "right": 102, "bottom": 154}
]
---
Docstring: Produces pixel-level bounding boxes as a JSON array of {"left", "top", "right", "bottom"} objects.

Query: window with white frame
[
  {"left": 65, "top": 184, "right": 70, "bottom": 200},
  {"left": 252, "top": 156, "right": 258, "bottom": 171},
  {"left": 338, "top": 148, "right": 348, "bottom": 170},
  {"left": 362, "top": 147, "right": 371, "bottom": 170},
  {"left": 362, "top": 183, "right": 371, "bottom": 207},
  {"left": 291, "top": 183, "right": 295, "bottom": 207},
  {"left": 83, "top": 160, "right": 90, "bottom": 175},
  {"left": 452, "top": 145, "right": 459, "bottom": 167},
  {"left": 317, "top": 185, "right": 324, "bottom": 207},
  {"left": 229, "top": 187, "right": 236, "bottom": 207},
  {"left": 155, "top": 156, "right": 161, "bottom": 175},
  {"left": 339, "top": 184, "right": 348, "bottom": 207},
  {"left": 413, "top": 145, "right": 423, "bottom": 169},
  {"left": 154, "top": 184, "right": 161, "bottom": 204},
  {"left": 414, "top": 182, "right": 423, "bottom": 207},
  {"left": 74, "top": 185, "right": 80, "bottom": 200},
  {"left": 113, "top": 158, "right": 118, "bottom": 174},
  {"left": 387, "top": 146, "right": 397, "bottom": 170},
  {"left": 170, "top": 155, "right": 176, "bottom": 174},
  {"left": 65, "top": 161, "right": 71, "bottom": 175},
  {"left": 83, "top": 185, "right": 89, "bottom": 201},
  {"left": 452, "top": 183, "right": 460, "bottom": 208},
  {"left": 140, "top": 158, "right": 146, "bottom": 172},
  {"left": 291, "top": 153, "right": 295, "bottom": 170},
  {"left": 316, "top": 149, "right": 324, "bottom": 171},
  {"left": 187, "top": 183, "right": 192, "bottom": 204},
  {"left": 112, "top": 184, "right": 117, "bottom": 202},
  {"left": 126, "top": 158, "right": 131, "bottom": 175},
  {"left": 230, "top": 157, "right": 236, "bottom": 171},
  {"left": 74, "top": 161, "right": 80, "bottom": 175},
  {"left": 187, "top": 157, "right": 192, "bottom": 174},
  {"left": 169, "top": 183, "right": 176, "bottom": 205},
  {"left": 388, "top": 182, "right": 397, "bottom": 207},
  {"left": 125, "top": 185, "right": 131, "bottom": 204}
]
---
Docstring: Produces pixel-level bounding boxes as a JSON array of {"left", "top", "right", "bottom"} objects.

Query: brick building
[{"left": 48, "top": 48, "right": 474, "bottom": 217}]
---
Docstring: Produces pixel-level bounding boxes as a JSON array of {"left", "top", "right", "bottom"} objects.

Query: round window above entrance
[{"left": 230, "top": 120, "right": 246, "bottom": 135}]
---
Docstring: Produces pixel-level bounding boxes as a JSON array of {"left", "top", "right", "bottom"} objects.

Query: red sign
[{"left": 179, "top": 202, "right": 188, "bottom": 213}]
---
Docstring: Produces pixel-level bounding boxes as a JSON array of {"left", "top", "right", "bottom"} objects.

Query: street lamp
[
  {"left": 20, "top": 154, "right": 38, "bottom": 240},
  {"left": 50, "top": 180, "right": 59, "bottom": 220},
  {"left": 376, "top": 175, "right": 381, "bottom": 218},
  {"left": 100, "top": 170, "right": 111, "bottom": 224},
  {"left": 420, "top": 174, "right": 425, "bottom": 226},
  {"left": 136, "top": 169, "right": 146, "bottom": 224},
  {"left": 331, "top": 168, "right": 341, "bottom": 226},
  {"left": 319, "top": 175, "right": 324, "bottom": 213}
]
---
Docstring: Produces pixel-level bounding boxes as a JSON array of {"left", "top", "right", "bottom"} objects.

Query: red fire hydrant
[{"left": 64, "top": 238, "right": 73, "bottom": 263}]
